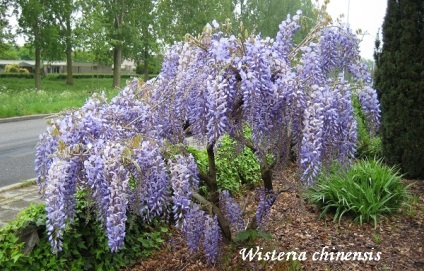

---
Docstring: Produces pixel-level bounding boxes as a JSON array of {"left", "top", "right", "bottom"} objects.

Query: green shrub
[
  {"left": 305, "top": 159, "right": 411, "bottom": 227},
  {"left": 353, "top": 95, "right": 383, "bottom": 159},
  {"left": 0, "top": 191, "right": 168, "bottom": 271},
  {"left": 189, "top": 132, "right": 261, "bottom": 195},
  {"left": 44, "top": 73, "right": 139, "bottom": 80},
  {"left": 5, "top": 64, "right": 20, "bottom": 73}
]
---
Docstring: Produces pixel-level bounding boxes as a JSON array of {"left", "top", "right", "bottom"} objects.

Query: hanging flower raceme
[
  {"left": 219, "top": 190, "right": 245, "bottom": 232},
  {"left": 169, "top": 155, "right": 200, "bottom": 223}
]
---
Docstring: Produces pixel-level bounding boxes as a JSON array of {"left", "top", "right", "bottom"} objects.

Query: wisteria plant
[{"left": 35, "top": 10, "right": 380, "bottom": 264}]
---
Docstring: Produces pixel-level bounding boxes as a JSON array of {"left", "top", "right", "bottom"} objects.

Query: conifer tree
[{"left": 374, "top": 0, "right": 424, "bottom": 178}]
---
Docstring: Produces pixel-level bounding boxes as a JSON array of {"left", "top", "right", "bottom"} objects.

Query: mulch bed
[{"left": 123, "top": 165, "right": 424, "bottom": 271}]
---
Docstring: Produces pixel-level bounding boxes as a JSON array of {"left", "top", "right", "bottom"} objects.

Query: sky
[{"left": 318, "top": 0, "right": 387, "bottom": 60}]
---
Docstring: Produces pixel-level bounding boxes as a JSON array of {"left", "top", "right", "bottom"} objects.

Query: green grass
[{"left": 0, "top": 77, "right": 131, "bottom": 118}]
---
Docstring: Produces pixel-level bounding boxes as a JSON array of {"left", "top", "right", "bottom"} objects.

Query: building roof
[
  {"left": 0, "top": 59, "right": 135, "bottom": 68},
  {"left": 0, "top": 60, "right": 35, "bottom": 66}
]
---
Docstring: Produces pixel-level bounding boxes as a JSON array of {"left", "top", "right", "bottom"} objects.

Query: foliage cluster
[
  {"left": 305, "top": 159, "right": 411, "bottom": 227},
  {"left": 0, "top": 43, "right": 34, "bottom": 60},
  {"left": 189, "top": 133, "right": 261, "bottom": 194},
  {"left": 0, "top": 192, "right": 167, "bottom": 271},
  {"left": 374, "top": 0, "right": 424, "bottom": 178},
  {"left": 353, "top": 96, "right": 382, "bottom": 159}
]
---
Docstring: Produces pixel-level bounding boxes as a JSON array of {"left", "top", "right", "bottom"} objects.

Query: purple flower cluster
[
  {"left": 300, "top": 79, "right": 358, "bottom": 185},
  {"left": 180, "top": 205, "right": 221, "bottom": 263},
  {"left": 240, "top": 37, "right": 276, "bottom": 149},
  {"left": 294, "top": 26, "right": 380, "bottom": 184},
  {"left": 130, "top": 142, "right": 170, "bottom": 221},
  {"left": 255, "top": 188, "right": 277, "bottom": 228},
  {"left": 181, "top": 204, "right": 205, "bottom": 253},
  {"left": 101, "top": 142, "right": 130, "bottom": 252},
  {"left": 219, "top": 190, "right": 244, "bottom": 232},
  {"left": 274, "top": 10, "right": 302, "bottom": 65},
  {"left": 203, "top": 215, "right": 221, "bottom": 263},
  {"left": 35, "top": 79, "right": 179, "bottom": 253},
  {"left": 358, "top": 86, "right": 381, "bottom": 136},
  {"left": 45, "top": 157, "right": 77, "bottom": 253},
  {"left": 169, "top": 155, "right": 199, "bottom": 223}
]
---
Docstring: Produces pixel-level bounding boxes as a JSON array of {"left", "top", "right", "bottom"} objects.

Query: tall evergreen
[{"left": 374, "top": 0, "right": 424, "bottom": 178}]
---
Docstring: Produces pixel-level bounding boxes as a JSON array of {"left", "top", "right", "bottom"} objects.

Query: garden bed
[{"left": 123, "top": 166, "right": 424, "bottom": 271}]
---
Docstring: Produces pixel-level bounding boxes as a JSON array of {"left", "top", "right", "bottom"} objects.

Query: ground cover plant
[
  {"left": 35, "top": 10, "right": 380, "bottom": 265},
  {"left": 0, "top": 193, "right": 167, "bottom": 270},
  {"left": 305, "top": 159, "right": 411, "bottom": 227},
  {"left": 0, "top": 77, "right": 127, "bottom": 118}
]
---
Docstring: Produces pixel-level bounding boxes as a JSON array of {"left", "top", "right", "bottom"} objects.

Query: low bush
[
  {"left": 4, "top": 64, "right": 30, "bottom": 74},
  {"left": 5, "top": 64, "right": 20, "bottom": 73},
  {"left": 189, "top": 133, "right": 261, "bottom": 195},
  {"left": 353, "top": 95, "right": 383, "bottom": 159},
  {"left": 44, "top": 73, "right": 137, "bottom": 80},
  {"left": 356, "top": 136, "right": 383, "bottom": 159},
  {"left": 0, "top": 191, "right": 168, "bottom": 271},
  {"left": 305, "top": 159, "right": 411, "bottom": 227}
]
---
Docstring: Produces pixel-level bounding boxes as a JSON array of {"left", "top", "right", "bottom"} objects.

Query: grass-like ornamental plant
[{"left": 305, "top": 159, "right": 411, "bottom": 227}]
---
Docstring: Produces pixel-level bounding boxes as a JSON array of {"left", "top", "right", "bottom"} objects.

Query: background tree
[
  {"left": 16, "top": 43, "right": 35, "bottom": 60},
  {"left": 0, "top": 44, "right": 19, "bottom": 59},
  {"left": 126, "top": 0, "right": 160, "bottom": 81},
  {"left": 81, "top": 0, "right": 153, "bottom": 87},
  {"left": 13, "top": 0, "right": 60, "bottom": 89},
  {"left": 48, "top": 0, "right": 81, "bottom": 86},
  {"left": 374, "top": 0, "right": 424, "bottom": 178},
  {"left": 0, "top": 1, "right": 21, "bottom": 60},
  {"left": 157, "top": 0, "right": 235, "bottom": 44},
  {"left": 77, "top": 2, "right": 112, "bottom": 65},
  {"left": 1, "top": 0, "right": 13, "bottom": 48},
  {"left": 233, "top": 0, "right": 317, "bottom": 40}
]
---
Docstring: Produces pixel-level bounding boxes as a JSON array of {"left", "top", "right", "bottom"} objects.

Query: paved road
[{"left": 0, "top": 118, "right": 49, "bottom": 188}]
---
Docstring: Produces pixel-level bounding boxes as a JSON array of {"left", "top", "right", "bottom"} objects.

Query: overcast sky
[{"left": 318, "top": 0, "right": 387, "bottom": 60}]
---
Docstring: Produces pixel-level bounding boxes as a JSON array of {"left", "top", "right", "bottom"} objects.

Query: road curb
[
  {"left": 0, "top": 114, "right": 52, "bottom": 124},
  {"left": 0, "top": 179, "right": 37, "bottom": 193}
]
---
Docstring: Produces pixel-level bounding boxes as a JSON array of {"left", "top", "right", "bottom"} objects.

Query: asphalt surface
[{"left": 0, "top": 116, "right": 50, "bottom": 188}]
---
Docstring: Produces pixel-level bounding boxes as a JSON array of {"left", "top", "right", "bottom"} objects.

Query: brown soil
[{"left": 123, "top": 166, "right": 424, "bottom": 271}]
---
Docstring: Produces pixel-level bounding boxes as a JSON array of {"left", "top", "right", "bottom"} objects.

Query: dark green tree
[{"left": 374, "top": 0, "right": 424, "bottom": 178}]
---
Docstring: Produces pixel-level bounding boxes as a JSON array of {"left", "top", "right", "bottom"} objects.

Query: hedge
[{"left": 0, "top": 73, "right": 158, "bottom": 80}]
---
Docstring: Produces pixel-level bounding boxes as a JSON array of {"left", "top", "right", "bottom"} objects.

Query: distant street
[{"left": 0, "top": 118, "right": 49, "bottom": 188}]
